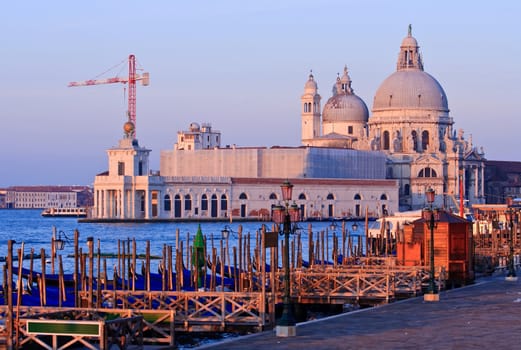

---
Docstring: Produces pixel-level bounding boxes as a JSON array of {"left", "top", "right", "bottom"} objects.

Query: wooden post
[
  {"left": 132, "top": 239, "right": 137, "bottom": 291},
  {"left": 40, "top": 248, "right": 47, "bottom": 305},
  {"left": 87, "top": 237, "right": 94, "bottom": 308},
  {"left": 146, "top": 241, "right": 151, "bottom": 291},
  {"left": 6, "top": 240, "right": 15, "bottom": 350},
  {"left": 74, "top": 229, "right": 79, "bottom": 307},
  {"left": 168, "top": 245, "right": 173, "bottom": 291},
  {"left": 51, "top": 226, "right": 56, "bottom": 275},
  {"left": 97, "top": 239, "right": 102, "bottom": 308},
  {"left": 365, "top": 206, "right": 370, "bottom": 257},
  {"left": 260, "top": 225, "right": 267, "bottom": 324},
  {"left": 58, "top": 255, "right": 65, "bottom": 307},
  {"left": 117, "top": 240, "right": 123, "bottom": 290}
]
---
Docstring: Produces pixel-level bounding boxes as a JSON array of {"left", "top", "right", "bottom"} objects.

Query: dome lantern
[
  {"left": 397, "top": 24, "right": 423, "bottom": 71},
  {"left": 373, "top": 26, "right": 448, "bottom": 113}
]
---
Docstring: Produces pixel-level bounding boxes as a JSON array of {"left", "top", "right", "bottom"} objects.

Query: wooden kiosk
[{"left": 397, "top": 210, "right": 474, "bottom": 286}]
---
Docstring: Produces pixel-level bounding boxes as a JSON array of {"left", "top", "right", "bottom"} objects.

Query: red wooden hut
[{"left": 397, "top": 210, "right": 474, "bottom": 286}]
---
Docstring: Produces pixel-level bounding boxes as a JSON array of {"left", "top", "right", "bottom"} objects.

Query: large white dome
[
  {"left": 372, "top": 70, "right": 448, "bottom": 112},
  {"left": 372, "top": 26, "right": 449, "bottom": 114}
]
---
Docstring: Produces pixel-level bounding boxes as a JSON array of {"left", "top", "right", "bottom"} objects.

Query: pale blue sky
[{"left": 1, "top": 0, "right": 520, "bottom": 186}]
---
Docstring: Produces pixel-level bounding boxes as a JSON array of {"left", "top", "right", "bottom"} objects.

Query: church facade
[
  {"left": 301, "top": 26, "right": 485, "bottom": 211},
  {"left": 89, "top": 27, "right": 484, "bottom": 221}
]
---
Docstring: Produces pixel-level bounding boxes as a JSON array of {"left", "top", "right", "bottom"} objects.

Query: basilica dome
[
  {"left": 372, "top": 70, "right": 448, "bottom": 112},
  {"left": 323, "top": 66, "right": 369, "bottom": 123},
  {"left": 372, "top": 26, "right": 449, "bottom": 113}
]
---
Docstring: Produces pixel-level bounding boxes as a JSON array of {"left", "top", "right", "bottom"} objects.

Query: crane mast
[{"left": 68, "top": 54, "right": 149, "bottom": 139}]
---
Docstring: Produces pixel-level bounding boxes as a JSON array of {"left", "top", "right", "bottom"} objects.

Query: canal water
[{"left": 0, "top": 209, "right": 369, "bottom": 279}]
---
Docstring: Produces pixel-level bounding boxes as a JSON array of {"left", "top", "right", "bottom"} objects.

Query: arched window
[
  {"left": 298, "top": 193, "right": 307, "bottom": 200},
  {"left": 220, "top": 194, "right": 227, "bottom": 211},
  {"left": 411, "top": 131, "right": 418, "bottom": 151},
  {"left": 354, "top": 194, "right": 362, "bottom": 200},
  {"left": 239, "top": 192, "right": 248, "bottom": 200},
  {"left": 418, "top": 167, "right": 437, "bottom": 178},
  {"left": 380, "top": 194, "right": 388, "bottom": 200},
  {"left": 201, "top": 194, "right": 208, "bottom": 211},
  {"left": 383, "top": 130, "right": 390, "bottom": 150},
  {"left": 174, "top": 194, "right": 181, "bottom": 218},
  {"left": 211, "top": 194, "right": 218, "bottom": 218},
  {"left": 164, "top": 194, "right": 171, "bottom": 211},
  {"left": 303, "top": 103, "right": 308, "bottom": 113},
  {"left": 422, "top": 130, "right": 429, "bottom": 151},
  {"left": 269, "top": 193, "right": 278, "bottom": 200},
  {"left": 184, "top": 194, "right": 192, "bottom": 210},
  {"left": 327, "top": 193, "right": 335, "bottom": 200}
]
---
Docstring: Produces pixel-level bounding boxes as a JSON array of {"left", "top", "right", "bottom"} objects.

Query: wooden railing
[
  {"left": 16, "top": 309, "right": 143, "bottom": 350},
  {"left": 85, "top": 290, "right": 269, "bottom": 332}
]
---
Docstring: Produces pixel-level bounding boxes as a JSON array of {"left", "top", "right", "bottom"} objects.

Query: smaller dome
[
  {"left": 189, "top": 122, "right": 200, "bottom": 132},
  {"left": 323, "top": 93, "right": 369, "bottom": 123},
  {"left": 304, "top": 72, "right": 318, "bottom": 93},
  {"left": 323, "top": 67, "right": 368, "bottom": 123}
]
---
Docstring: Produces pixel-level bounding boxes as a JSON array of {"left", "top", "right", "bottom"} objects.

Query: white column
[
  {"left": 103, "top": 190, "right": 108, "bottom": 219},
  {"left": 157, "top": 190, "right": 162, "bottom": 218},
  {"left": 120, "top": 189, "right": 126, "bottom": 219},
  {"left": 144, "top": 190, "right": 150, "bottom": 219}
]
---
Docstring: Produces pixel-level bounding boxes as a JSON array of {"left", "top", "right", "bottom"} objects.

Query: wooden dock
[{"left": 0, "top": 223, "right": 451, "bottom": 348}]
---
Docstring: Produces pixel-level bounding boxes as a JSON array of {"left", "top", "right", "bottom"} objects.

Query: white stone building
[
  {"left": 92, "top": 126, "right": 397, "bottom": 221},
  {"left": 5, "top": 186, "right": 92, "bottom": 209},
  {"left": 90, "top": 26, "right": 483, "bottom": 221}
]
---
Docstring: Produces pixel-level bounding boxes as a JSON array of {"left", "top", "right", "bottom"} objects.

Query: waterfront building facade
[
  {"left": 90, "top": 26, "right": 485, "bottom": 221},
  {"left": 92, "top": 126, "right": 398, "bottom": 220},
  {"left": 4, "top": 186, "right": 93, "bottom": 209}
]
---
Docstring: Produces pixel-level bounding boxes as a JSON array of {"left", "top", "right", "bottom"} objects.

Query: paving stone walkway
[{"left": 198, "top": 273, "right": 521, "bottom": 350}]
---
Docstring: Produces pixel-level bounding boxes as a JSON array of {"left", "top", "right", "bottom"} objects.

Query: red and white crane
[{"left": 68, "top": 54, "right": 149, "bottom": 139}]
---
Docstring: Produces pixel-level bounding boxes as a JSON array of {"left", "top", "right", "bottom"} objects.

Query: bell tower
[{"left": 301, "top": 71, "right": 321, "bottom": 145}]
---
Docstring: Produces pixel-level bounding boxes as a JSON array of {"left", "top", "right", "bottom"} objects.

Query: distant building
[
  {"left": 485, "top": 161, "right": 521, "bottom": 204},
  {"left": 0, "top": 189, "right": 6, "bottom": 208},
  {"left": 4, "top": 186, "right": 93, "bottom": 209}
]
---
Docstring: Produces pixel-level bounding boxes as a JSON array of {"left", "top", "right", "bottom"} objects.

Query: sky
[{"left": 1, "top": 0, "right": 520, "bottom": 187}]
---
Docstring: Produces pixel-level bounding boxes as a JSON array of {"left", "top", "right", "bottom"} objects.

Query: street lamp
[
  {"left": 53, "top": 230, "right": 69, "bottom": 251},
  {"left": 272, "top": 179, "right": 300, "bottom": 337},
  {"left": 220, "top": 225, "right": 237, "bottom": 240},
  {"left": 423, "top": 187, "right": 439, "bottom": 302},
  {"left": 505, "top": 197, "right": 517, "bottom": 281}
]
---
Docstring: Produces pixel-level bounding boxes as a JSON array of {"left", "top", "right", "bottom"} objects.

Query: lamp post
[
  {"left": 505, "top": 197, "right": 517, "bottom": 281},
  {"left": 423, "top": 187, "right": 439, "bottom": 302},
  {"left": 53, "top": 230, "right": 67, "bottom": 251},
  {"left": 272, "top": 180, "right": 300, "bottom": 337}
]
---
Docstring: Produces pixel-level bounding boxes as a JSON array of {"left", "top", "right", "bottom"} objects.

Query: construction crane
[{"left": 68, "top": 54, "right": 149, "bottom": 139}]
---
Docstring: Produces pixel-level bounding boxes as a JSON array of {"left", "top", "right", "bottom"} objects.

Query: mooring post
[{"left": 6, "top": 240, "right": 14, "bottom": 350}]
